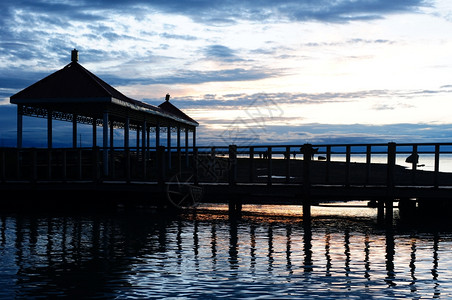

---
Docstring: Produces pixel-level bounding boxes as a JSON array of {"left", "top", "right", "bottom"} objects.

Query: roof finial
[
  {"left": 71, "top": 49, "right": 78, "bottom": 62},
  {"left": 165, "top": 93, "right": 170, "bottom": 102}
]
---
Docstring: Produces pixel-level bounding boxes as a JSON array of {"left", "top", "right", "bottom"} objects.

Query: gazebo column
[
  {"left": 142, "top": 120, "right": 147, "bottom": 152},
  {"left": 193, "top": 127, "right": 196, "bottom": 148},
  {"left": 136, "top": 125, "right": 140, "bottom": 149},
  {"left": 92, "top": 118, "right": 97, "bottom": 147},
  {"left": 110, "top": 120, "right": 114, "bottom": 149},
  {"left": 124, "top": 117, "right": 130, "bottom": 181},
  {"left": 156, "top": 121, "right": 160, "bottom": 146},
  {"left": 124, "top": 117, "right": 130, "bottom": 149},
  {"left": 102, "top": 112, "right": 109, "bottom": 176},
  {"left": 177, "top": 125, "right": 181, "bottom": 172},
  {"left": 47, "top": 109, "right": 53, "bottom": 149},
  {"left": 72, "top": 114, "right": 77, "bottom": 148},
  {"left": 167, "top": 125, "right": 171, "bottom": 169},
  {"left": 185, "top": 128, "right": 189, "bottom": 167},
  {"left": 142, "top": 120, "right": 147, "bottom": 178},
  {"left": 17, "top": 105, "right": 23, "bottom": 149},
  {"left": 146, "top": 126, "right": 150, "bottom": 161},
  {"left": 177, "top": 125, "right": 181, "bottom": 149},
  {"left": 147, "top": 126, "right": 150, "bottom": 148}
]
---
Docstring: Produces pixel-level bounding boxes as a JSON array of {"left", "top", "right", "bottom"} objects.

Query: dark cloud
[
  {"left": 118, "top": 0, "right": 429, "bottom": 24},
  {"left": 204, "top": 45, "right": 243, "bottom": 62},
  {"left": 0, "top": 0, "right": 429, "bottom": 27}
]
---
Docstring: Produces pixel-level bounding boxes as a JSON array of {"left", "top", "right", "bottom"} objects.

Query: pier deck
[{"left": 1, "top": 142, "right": 452, "bottom": 221}]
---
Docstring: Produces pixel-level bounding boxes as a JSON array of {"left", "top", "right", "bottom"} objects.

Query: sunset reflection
[{"left": 0, "top": 209, "right": 449, "bottom": 298}]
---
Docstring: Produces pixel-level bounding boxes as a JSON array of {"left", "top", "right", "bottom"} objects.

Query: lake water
[
  {"left": 1, "top": 204, "right": 451, "bottom": 299},
  {"left": 331, "top": 154, "right": 452, "bottom": 173}
]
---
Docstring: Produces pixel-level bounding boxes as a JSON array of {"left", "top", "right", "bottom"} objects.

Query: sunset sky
[{"left": 1, "top": 0, "right": 452, "bottom": 146}]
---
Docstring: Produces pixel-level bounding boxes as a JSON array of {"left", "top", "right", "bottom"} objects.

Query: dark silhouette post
[
  {"left": 365, "top": 145, "right": 371, "bottom": 185},
  {"left": 386, "top": 142, "right": 396, "bottom": 225},
  {"left": 228, "top": 145, "right": 242, "bottom": 215},
  {"left": 301, "top": 143, "right": 314, "bottom": 221},
  {"left": 228, "top": 145, "right": 237, "bottom": 186},
  {"left": 267, "top": 146, "right": 272, "bottom": 186},
  {"left": 193, "top": 146, "right": 199, "bottom": 185},
  {"left": 345, "top": 145, "right": 351, "bottom": 186},
  {"left": 325, "top": 145, "right": 331, "bottom": 183},
  {"left": 249, "top": 146, "right": 255, "bottom": 182},
  {"left": 177, "top": 125, "right": 182, "bottom": 176},
  {"left": 434, "top": 144, "right": 440, "bottom": 188},
  {"left": 285, "top": 146, "right": 291, "bottom": 183}
]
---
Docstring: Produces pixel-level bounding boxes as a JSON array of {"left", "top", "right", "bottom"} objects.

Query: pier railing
[{"left": 2, "top": 142, "right": 452, "bottom": 187}]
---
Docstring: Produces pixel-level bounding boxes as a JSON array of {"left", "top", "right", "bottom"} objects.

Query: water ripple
[{"left": 0, "top": 207, "right": 452, "bottom": 298}]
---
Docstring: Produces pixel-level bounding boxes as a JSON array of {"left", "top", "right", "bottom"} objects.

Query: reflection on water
[{"left": 0, "top": 205, "right": 451, "bottom": 299}]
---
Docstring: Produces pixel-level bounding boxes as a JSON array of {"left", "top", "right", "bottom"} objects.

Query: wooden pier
[
  {"left": 7, "top": 50, "right": 452, "bottom": 223},
  {"left": 1, "top": 142, "right": 452, "bottom": 223}
]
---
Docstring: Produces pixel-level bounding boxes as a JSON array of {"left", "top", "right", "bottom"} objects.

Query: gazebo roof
[
  {"left": 159, "top": 94, "right": 198, "bottom": 126},
  {"left": 10, "top": 51, "right": 198, "bottom": 128}
]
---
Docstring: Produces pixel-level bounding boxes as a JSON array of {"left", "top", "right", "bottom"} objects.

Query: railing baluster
[
  {"left": 267, "top": 146, "right": 272, "bottom": 186},
  {"left": 366, "top": 145, "right": 371, "bottom": 185},
  {"left": 3, "top": 142, "right": 452, "bottom": 199},
  {"left": 229, "top": 145, "right": 237, "bottom": 185},
  {"left": 325, "top": 145, "right": 331, "bottom": 184},
  {"left": 434, "top": 144, "right": 440, "bottom": 188},
  {"left": 285, "top": 146, "right": 291, "bottom": 183},
  {"left": 193, "top": 147, "right": 199, "bottom": 185},
  {"left": 249, "top": 146, "right": 254, "bottom": 183},
  {"left": 301, "top": 144, "right": 313, "bottom": 220},
  {"left": 387, "top": 142, "right": 396, "bottom": 189},
  {"left": 345, "top": 145, "right": 351, "bottom": 186}
]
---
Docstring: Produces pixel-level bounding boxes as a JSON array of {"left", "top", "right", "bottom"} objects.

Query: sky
[{"left": 1, "top": 0, "right": 452, "bottom": 147}]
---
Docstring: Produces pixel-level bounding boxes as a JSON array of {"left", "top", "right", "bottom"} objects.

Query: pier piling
[{"left": 301, "top": 143, "right": 313, "bottom": 220}]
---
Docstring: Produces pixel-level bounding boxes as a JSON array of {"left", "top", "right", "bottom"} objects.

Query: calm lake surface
[{"left": 1, "top": 203, "right": 451, "bottom": 299}]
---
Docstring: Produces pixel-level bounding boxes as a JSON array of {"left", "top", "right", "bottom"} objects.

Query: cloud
[
  {"left": 152, "top": 90, "right": 394, "bottom": 109},
  {"left": 146, "top": 68, "right": 281, "bottom": 85},
  {"left": 141, "top": 87, "right": 450, "bottom": 112},
  {"left": 2, "top": 99, "right": 451, "bottom": 148},
  {"left": 0, "top": 0, "right": 429, "bottom": 34},
  {"left": 100, "top": 0, "right": 429, "bottom": 24},
  {"left": 204, "top": 45, "right": 243, "bottom": 62},
  {"left": 159, "top": 32, "right": 198, "bottom": 41},
  {"left": 196, "top": 122, "right": 452, "bottom": 146},
  {"left": 0, "top": 0, "right": 431, "bottom": 93}
]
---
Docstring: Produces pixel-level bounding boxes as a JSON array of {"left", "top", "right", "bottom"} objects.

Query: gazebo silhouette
[{"left": 10, "top": 49, "right": 198, "bottom": 175}]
